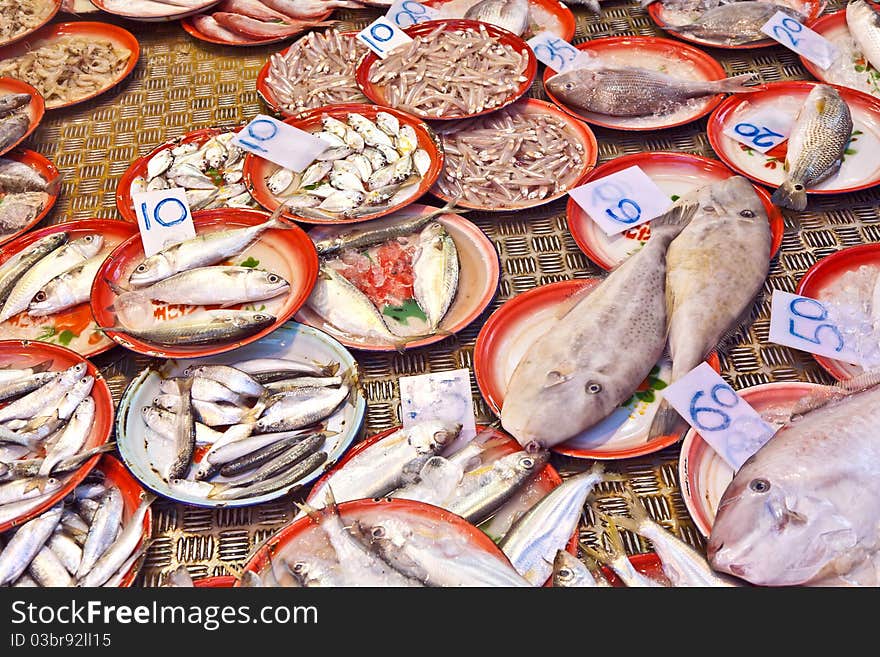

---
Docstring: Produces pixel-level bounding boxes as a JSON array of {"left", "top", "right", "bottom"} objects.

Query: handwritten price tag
[
  {"left": 527, "top": 31, "right": 592, "bottom": 73},
  {"left": 723, "top": 111, "right": 791, "bottom": 153},
  {"left": 768, "top": 290, "right": 863, "bottom": 363},
  {"left": 399, "top": 369, "right": 476, "bottom": 448},
  {"left": 357, "top": 16, "right": 413, "bottom": 59},
  {"left": 385, "top": 0, "right": 438, "bottom": 28},
  {"left": 568, "top": 165, "right": 672, "bottom": 236},
  {"left": 132, "top": 187, "right": 196, "bottom": 257},
  {"left": 232, "top": 115, "right": 327, "bottom": 173},
  {"left": 662, "top": 362, "right": 776, "bottom": 471},
  {"left": 761, "top": 12, "right": 839, "bottom": 70}
]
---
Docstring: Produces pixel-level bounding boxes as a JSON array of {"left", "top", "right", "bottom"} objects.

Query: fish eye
[
  {"left": 33, "top": 291, "right": 45, "bottom": 302},
  {"left": 794, "top": 184, "right": 804, "bottom": 191},
  {"left": 558, "top": 568, "right": 572, "bottom": 579},
  {"left": 267, "top": 274, "right": 279, "bottom": 283},
  {"left": 371, "top": 527, "right": 386, "bottom": 539},
  {"left": 292, "top": 563, "right": 305, "bottom": 573},
  {"left": 740, "top": 209, "right": 755, "bottom": 218},
  {"left": 135, "top": 264, "right": 147, "bottom": 273},
  {"left": 586, "top": 381, "right": 602, "bottom": 394},
  {"left": 255, "top": 314, "right": 269, "bottom": 321},
  {"left": 83, "top": 235, "right": 94, "bottom": 242},
  {"left": 521, "top": 457, "right": 535, "bottom": 468},
  {"left": 750, "top": 478, "right": 770, "bottom": 493},
  {"left": 564, "top": 82, "right": 574, "bottom": 91}
]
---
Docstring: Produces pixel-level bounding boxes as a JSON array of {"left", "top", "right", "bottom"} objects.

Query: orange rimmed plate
[
  {"left": 0, "top": 341, "right": 114, "bottom": 533},
  {"left": 355, "top": 19, "right": 538, "bottom": 121},
  {"left": 0, "top": 219, "right": 136, "bottom": 357},
  {"left": 0, "top": 78, "right": 44, "bottom": 157},
  {"left": 566, "top": 151, "right": 784, "bottom": 271},
  {"left": 423, "top": 0, "right": 575, "bottom": 40},
  {"left": 243, "top": 104, "right": 443, "bottom": 225},
  {"left": 708, "top": 80, "right": 880, "bottom": 196},
  {"left": 803, "top": 10, "right": 880, "bottom": 98},
  {"left": 474, "top": 279, "right": 721, "bottom": 460},
  {"left": 0, "top": 149, "right": 61, "bottom": 246},
  {"left": 193, "top": 575, "right": 237, "bottom": 587},
  {"left": 542, "top": 36, "right": 738, "bottom": 131},
  {"left": 0, "top": 22, "right": 139, "bottom": 110},
  {"left": 91, "top": 209, "right": 318, "bottom": 359},
  {"left": 0, "top": 0, "right": 60, "bottom": 49},
  {"left": 181, "top": 11, "right": 332, "bottom": 47},
  {"left": 296, "top": 204, "right": 499, "bottom": 352},
  {"left": 90, "top": 0, "right": 221, "bottom": 21},
  {"left": 679, "top": 381, "right": 822, "bottom": 537}
]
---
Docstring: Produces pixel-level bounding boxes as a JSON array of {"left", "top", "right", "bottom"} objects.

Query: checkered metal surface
[{"left": 17, "top": 0, "right": 866, "bottom": 585}]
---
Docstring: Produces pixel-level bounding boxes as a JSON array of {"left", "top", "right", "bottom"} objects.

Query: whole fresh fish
[
  {"left": 265, "top": 376, "right": 342, "bottom": 392},
  {"left": 771, "top": 84, "right": 853, "bottom": 211},
  {"left": 0, "top": 476, "right": 62, "bottom": 505},
  {"left": 0, "top": 363, "right": 85, "bottom": 423},
  {"left": 78, "top": 494, "right": 154, "bottom": 587},
  {"left": 183, "top": 364, "right": 264, "bottom": 397},
  {"left": 552, "top": 550, "right": 609, "bottom": 587},
  {"left": 39, "top": 398, "right": 95, "bottom": 477},
  {"left": 197, "top": 427, "right": 306, "bottom": 475},
  {"left": 0, "top": 94, "right": 31, "bottom": 118},
  {"left": 0, "top": 504, "right": 62, "bottom": 586},
  {"left": 412, "top": 222, "right": 459, "bottom": 331},
  {"left": 255, "top": 383, "right": 349, "bottom": 433},
  {"left": 708, "top": 373, "right": 880, "bottom": 586},
  {"left": 208, "top": 450, "right": 326, "bottom": 500},
  {"left": 847, "top": 1, "right": 880, "bottom": 72},
  {"left": 0, "top": 158, "right": 52, "bottom": 193},
  {"left": 1, "top": 444, "right": 113, "bottom": 484},
  {"left": 464, "top": 0, "right": 530, "bottom": 35},
  {"left": 115, "top": 266, "right": 289, "bottom": 306},
  {"left": 649, "top": 177, "right": 771, "bottom": 440},
  {"left": 0, "top": 493, "right": 58, "bottom": 527},
  {"left": 234, "top": 433, "right": 326, "bottom": 484},
  {"left": 669, "top": 2, "right": 802, "bottom": 45},
  {"left": 234, "top": 357, "right": 333, "bottom": 381},
  {"left": 111, "top": 310, "right": 275, "bottom": 346},
  {"left": 545, "top": 68, "right": 754, "bottom": 116},
  {"left": 0, "top": 359, "right": 51, "bottom": 384},
  {"left": 167, "top": 380, "right": 195, "bottom": 481},
  {"left": 0, "top": 232, "right": 68, "bottom": 304},
  {"left": 0, "top": 234, "right": 103, "bottom": 322},
  {"left": 0, "top": 114, "right": 29, "bottom": 153},
  {"left": 76, "top": 488, "right": 124, "bottom": 579},
  {"left": 0, "top": 371, "right": 57, "bottom": 403},
  {"left": 499, "top": 466, "right": 604, "bottom": 585},
  {"left": 501, "top": 203, "right": 697, "bottom": 448},
  {"left": 28, "top": 545, "right": 73, "bottom": 587},
  {"left": 47, "top": 533, "right": 83, "bottom": 576},
  {"left": 216, "top": 432, "right": 320, "bottom": 479},
  {"left": 28, "top": 255, "right": 105, "bottom": 317},
  {"left": 0, "top": 192, "right": 50, "bottom": 237}
]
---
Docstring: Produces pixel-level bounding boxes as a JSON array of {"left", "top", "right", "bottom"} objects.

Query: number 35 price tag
[
  {"left": 662, "top": 362, "right": 776, "bottom": 471},
  {"left": 568, "top": 165, "right": 672, "bottom": 236},
  {"left": 132, "top": 187, "right": 196, "bottom": 257},
  {"left": 761, "top": 12, "right": 839, "bottom": 70},
  {"left": 768, "top": 290, "right": 863, "bottom": 363},
  {"left": 527, "top": 31, "right": 592, "bottom": 73}
]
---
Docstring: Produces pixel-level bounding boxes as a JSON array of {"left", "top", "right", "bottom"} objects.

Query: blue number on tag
[
  {"left": 772, "top": 16, "right": 803, "bottom": 48},
  {"left": 393, "top": 1, "right": 430, "bottom": 28},
  {"left": 788, "top": 297, "right": 844, "bottom": 352},
  {"left": 361, "top": 22, "right": 396, "bottom": 53},
  {"left": 139, "top": 197, "right": 188, "bottom": 230},
  {"left": 605, "top": 199, "right": 641, "bottom": 224},
  {"left": 237, "top": 118, "right": 277, "bottom": 154},
  {"left": 533, "top": 37, "right": 578, "bottom": 70},
  {"left": 689, "top": 383, "right": 739, "bottom": 432},
  {"left": 591, "top": 180, "right": 642, "bottom": 225},
  {"left": 733, "top": 122, "right": 785, "bottom": 149}
]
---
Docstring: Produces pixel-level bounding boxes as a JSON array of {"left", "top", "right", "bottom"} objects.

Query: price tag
[
  {"left": 568, "top": 165, "right": 672, "bottom": 236},
  {"left": 723, "top": 111, "right": 791, "bottom": 153},
  {"left": 768, "top": 290, "right": 863, "bottom": 363},
  {"left": 399, "top": 369, "right": 476, "bottom": 447},
  {"left": 357, "top": 16, "right": 413, "bottom": 59},
  {"left": 662, "top": 362, "right": 776, "bottom": 471},
  {"left": 385, "top": 0, "right": 438, "bottom": 28},
  {"left": 527, "top": 31, "right": 593, "bottom": 73},
  {"left": 232, "top": 115, "right": 327, "bottom": 173},
  {"left": 132, "top": 188, "right": 197, "bottom": 257},
  {"left": 761, "top": 12, "right": 839, "bottom": 70}
]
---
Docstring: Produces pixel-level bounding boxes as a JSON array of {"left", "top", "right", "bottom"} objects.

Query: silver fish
[
  {"left": 78, "top": 494, "right": 154, "bottom": 587},
  {"left": 215, "top": 432, "right": 319, "bottom": 479},
  {"left": 28, "top": 545, "right": 74, "bottom": 587},
  {"left": 586, "top": 512, "right": 667, "bottom": 587},
  {"left": 464, "top": 0, "right": 530, "bottom": 36},
  {"left": 0, "top": 371, "right": 57, "bottom": 403},
  {"left": 0, "top": 157, "right": 51, "bottom": 193},
  {"left": 0, "top": 476, "right": 62, "bottom": 505},
  {"left": 0, "top": 504, "right": 62, "bottom": 586},
  {"left": 412, "top": 222, "right": 459, "bottom": 331},
  {"left": 208, "top": 451, "right": 327, "bottom": 500},
  {"left": 76, "top": 487, "right": 124, "bottom": 579},
  {"left": 28, "top": 255, "right": 105, "bottom": 317},
  {"left": 552, "top": 550, "right": 608, "bottom": 588},
  {"left": 265, "top": 376, "right": 342, "bottom": 392},
  {"left": 234, "top": 357, "right": 332, "bottom": 381},
  {"left": 113, "top": 310, "right": 275, "bottom": 346},
  {"left": 198, "top": 427, "right": 306, "bottom": 473},
  {"left": 670, "top": 2, "right": 802, "bottom": 45},
  {"left": 38, "top": 397, "right": 95, "bottom": 477},
  {"left": 47, "top": 533, "right": 83, "bottom": 576},
  {"left": 0, "top": 363, "right": 85, "bottom": 423},
  {"left": 0, "top": 233, "right": 68, "bottom": 304},
  {"left": 256, "top": 384, "right": 349, "bottom": 434},
  {"left": 167, "top": 379, "right": 195, "bottom": 481},
  {"left": 848, "top": 1, "right": 880, "bottom": 73}
]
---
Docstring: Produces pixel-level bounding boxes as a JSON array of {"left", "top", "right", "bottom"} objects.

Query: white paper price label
[
  {"left": 399, "top": 368, "right": 476, "bottom": 446},
  {"left": 568, "top": 165, "right": 672, "bottom": 236},
  {"left": 768, "top": 290, "right": 863, "bottom": 363},
  {"left": 662, "top": 362, "right": 776, "bottom": 471},
  {"left": 357, "top": 16, "right": 413, "bottom": 59},
  {"left": 723, "top": 111, "right": 791, "bottom": 153},
  {"left": 386, "top": 0, "right": 438, "bottom": 28},
  {"left": 232, "top": 115, "right": 327, "bottom": 173},
  {"left": 761, "top": 12, "right": 839, "bottom": 70},
  {"left": 527, "top": 31, "right": 592, "bottom": 73},
  {"left": 132, "top": 187, "right": 196, "bottom": 257}
]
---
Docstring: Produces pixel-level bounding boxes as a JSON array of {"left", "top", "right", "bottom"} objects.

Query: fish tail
[
  {"left": 790, "top": 368, "right": 880, "bottom": 417},
  {"left": 596, "top": 510, "right": 629, "bottom": 561},
  {"left": 771, "top": 179, "right": 808, "bottom": 211},
  {"left": 613, "top": 487, "right": 651, "bottom": 534},
  {"left": 713, "top": 73, "right": 757, "bottom": 94},
  {"left": 646, "top": 399, "right": 686, "bottom": 443},
  {"left": 648, "top": 201, "right": 698, "bottom": 241},
  {"left": 45, "top": 172, "right": 63, "bottom": 197}
]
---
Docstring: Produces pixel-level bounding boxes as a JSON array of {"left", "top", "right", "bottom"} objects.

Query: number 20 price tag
[
  {"left": 132, "top": 187, "right": 196, "bottom": 257},
  {"left": 568, "top": 165, "right": 672, "bottom": 236},
  {"left": 761, "top": 12, "right": 839, "bottom": 70},
  {"left": 527, "top": 31, "right": 592, "bottom": 73},
  {"left": 662, "top": 362, "right": 776, "bottom": 471},
  {"left": 768, "top": 290, "right": 863, "bottom": 364},
  {"left": 232, "top": 114, "right": 327, "bottom": 173},
  {"left": 358, "top": 16, "right": 413, "bottom": 59},
  {"left": 385, "top": 0, "right": 438, "bottom": 28}
]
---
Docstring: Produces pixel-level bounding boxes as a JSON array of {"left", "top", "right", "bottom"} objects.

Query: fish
[
  {"left": 499, "top": 466, "right": 604, "bottom": 585},
  {"left": 211, "top": 12, "right": 320, "bottom": 39},
  {"left": 47, "top": 533, "right": 83, "bottom": 576},
  {"left": 552, "top": 550, "right": 608, "bottom": 587},
  {"left": 76, "top": 487, "right": 124, "bottom": 579},
  {"left": 585, "top": 512, "right": 668, "bottom": 587},
  {"left": 207, "top": 450, "right": 326, "bottom": 500},
  {"left": 0, "top": 192, "right": 49, "bottom": 236},
  {"left": 412, "top": 222, "right": 459, "bottom": 331},
  {"left": 649, "top": 177, "right": 772, "bottom": 440},
  {"left": 28, "top": 254, "right": 105, "bottom": 317},
  {"left": 545, "top": 68, "right": 754, "bottom": 117},
  {"left": 116, "top": 266, "right": 289, "bottom": 307},
  {"left": 196, "top": 427, "right": 306, "bottom": 475},
  {"left": 0, "top": 114, "right": 29, "bottom": 153},
  {"left": 708, "top": 372, "right": 880, "bottom": 586},
  {"left": 184, "top": 365, "right": 264, "bottom": 398},
  {"left": 38, "top": 397, "right": 95, "bottom": 477},
  {"left": 265, "top": 376, "right": 342, "bottom": 392},
  {"left": 771, "top": 84, "right": 853, "bottom": 211},
  {"left": 501, "top": 203, "right": 697, "bottom": 448},
  {"left": 0, "top": 158, "right": 53, "bottom": 193},
  {"left": 464, "top": 0, "right": 530, "bottom": 36},
  {"left": 847, "top": 0, "right": 880, "bottom": 73},
  {"left": 28, "top": 545, "right": 74, "bottom": 587},
  {"left": 0, "top": 234, "right": 103, "bottom": 322},
  {"left": 0, "top": 504, "right": 62, "bottom": 586},
  {"left": 0, "top": 363, "right": 85, "bottom": 423},
  {"left": 0, "top": 476, "right": 63, "bottom": 505},
  {"left": 0, "top": 371, "right": 58, "bottom": 403},
  {"left": 0, "top": 233, "right": 68, "bottom": 304},
  {"left": 215, "top": 432, "right": 321, "bottom": 479},
  {"left": 189, "top": 15, "right": 252, "bottom": 44},
  {"left": 668, "top": 2, "right": 802, "bottom": 45},
  {"left": 166, "top": 379, "right": 195, "bottom": 481},
  {"left": 260, "top": 0, "right": 363, "bottom": 20},
  {"left": 255, "top": 383, "right": 349, "bottom": 433},
  {"left": 110, "top": 310, "right": 276, "bottom": 346},
  {"left": 0, "top": 94, "right": 31, "bottom": 118},
  {"left": 234, "top": 357, "right": 333, "bottom": 381}
]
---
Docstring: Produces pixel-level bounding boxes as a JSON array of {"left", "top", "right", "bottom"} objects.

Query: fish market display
[
  {"left": 708, "top": 373, "right": 880, "bottom": 586},
  {"left": 771, "top": 85, "right": 854, "bottom": 211},
  {"left": 262, "top": 30, "right": 369, "bottom": 114},
  {"left": 501, "top": 202, "right": 696, "bottom": 448},
  {"left": 97, "top": 0, "right": 219, "bottom": 19},
  {"left": 464, "top": 0, "right": 529, "bottom": 36},
  {"left": 256, "top": 111, "right": 432, "bottom": 221},
  {"left": 0, "top": 0, "right": 55, "bottom": 45},
  {"left": 0, "top": 36, "right": 132, "bottom": 108},
  {"left": 0, "top": 156, "right": 53, "bottom": 240},
  {"left": 586, "top": 512, "right": 669, "bottom": 587},
  {"left": 365, "top": 21, "right": 531, "bottom": 118},
  {"left": 665, "top": 1, "right": 802, "bottom": 45},
  {"left": 126, "top": 131, "right": 255, "bottom": 215},
  {"left": 433, "top": 101, "right": 589, "bottom": 209},
  {"left": 0, "top": 93, "right": 32, "bottom": 155}
]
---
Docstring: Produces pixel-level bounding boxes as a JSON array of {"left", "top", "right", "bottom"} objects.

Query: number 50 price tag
[
  {"left": 768, "top": 290, "right": 862, "bottom": 363},
  {"left": 662, "top": 362, "right": 776, "bottom": 471}
]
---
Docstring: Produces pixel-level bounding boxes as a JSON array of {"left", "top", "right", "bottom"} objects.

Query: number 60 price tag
[
  {"left": 662, "top": 362, "right": 776, "bottom": 471},
  {"left": 768, "top": 290, "right": 862, "bottom": 363},
  {"left": 568, "top": 165, "right": 672, "bottom": 235}
]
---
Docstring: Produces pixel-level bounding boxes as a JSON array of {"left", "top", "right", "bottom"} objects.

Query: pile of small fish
[
  {"left": 191, "top": 0, "right": 356, "bottom": 43},
  {"left": 367, "top": 22, "right": 530, "bottom": 118},
  {"left": 107, "top": 216, "right": 288, "bottom": 346},
  {"left": 0, "top": 477, "right": 154, "bottom": 587},
  {"left": 142, "top": 359, "right": 350, "bottom": 501},
  {"left": 264, "top": 112, "right": 430, "bottom": 220},
  {"left": 0, "top": 0, "right": 52, "bottom": 44},
  {"left": 129, "top": 132, "right": 254, "bottom": 212},
  {"left": 0, "top": 232, "right": 107, "bottom": 323},
  {"left": 0, "top": 36, "right": 132, "bottom": 108},
  {"left": 0, "top": 156, "right": 53, "bottom": 239},
  {"left": 433, "top": 104, "right": 585, "bottom": 208},
  {"left": 664, "top": 0, "right": 803, "bottom": 46},
  {"left": 264, "top": 29, "right": 369, "bottom": 114},
  {"left": 0, "top": 93, "right": 31, "bottom": 155}
]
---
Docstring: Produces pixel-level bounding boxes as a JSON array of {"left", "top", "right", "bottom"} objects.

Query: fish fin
[
  {"left": 713, "top": 289, "right": 764, "bottom": 354},
  {"left": 554, "top": 280, "right": 600, "bottom": 320},
  {"left": 321, "top": 361, "right": 340, "bottom": 377},
  {"left": 771, "top": 180, "right": 808, "bottom": 211},
  {"left": 24, "top": 476, "right": 50, "bottom": 493},
  {"left": 578, "top": 539, "right": 613, "bottom": 567},
  {"left": 790, "top": 369, "right": 880, "bottom": 417},
  {"left": 29, "top": 359, "right": 53, "bottom": 373},
  {"left": 596, "top": 510, "right": 631, "bottom": 561},
  {"left": 612, "top": 487, "right": 651, "bottom": 535},
  {"left": 645, "top": 399, "right": 686, "bottom": 444},
  {"left": 648, "top": 201, "right": 698, "bottom": 238},
  {"left": 816, "top": 97, "right": 826, "bottom": 114},
  {"left": 104, "top": 277, "right": 131, "bottom": 297},
  {"left": 714, "top": 73, "right": 757, "bottom": 94}
]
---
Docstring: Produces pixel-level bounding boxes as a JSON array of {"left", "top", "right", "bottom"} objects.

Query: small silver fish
[
  {"left": 465, "top": 0, "right": 530, "bottom": 36},
  {"left": 669, "top": 2, "right": 802, "bottom": 45}
]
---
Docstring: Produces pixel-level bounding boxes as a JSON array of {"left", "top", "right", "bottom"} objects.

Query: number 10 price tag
[
  {"left": 232, "top": 114, "right": 328, "bottom": 173},
  {"left": 768, "top": 290, "right": 863, "bottom": 364},
  {"left": 568, "top": 165, "right": 672, "bottom": 236},
  {"left": 132, "top": 187, "right": 196, "bottom": 257},
  {"left": 761, "top": 12, "right": 839, "bottom": 70},
  {"left": 358, "top": 16, "right": 413, "bottom": 59},
  {"left": 661, "top": 362, "right": 776, "bottom": 471}
]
